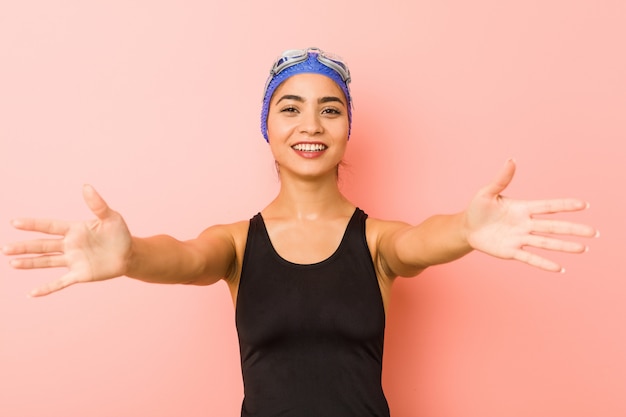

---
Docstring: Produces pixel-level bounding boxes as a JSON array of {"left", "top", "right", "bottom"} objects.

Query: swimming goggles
[{"left": 263, "top": 47, "right": 351, "bottom": 97}]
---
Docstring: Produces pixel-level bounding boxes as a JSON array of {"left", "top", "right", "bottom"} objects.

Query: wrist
[
  {"left": 124, "top": 236, "right": 141, "bottom": 277},
  {"left": 457, "top": 210, "right": 474, "bottom": 252}
]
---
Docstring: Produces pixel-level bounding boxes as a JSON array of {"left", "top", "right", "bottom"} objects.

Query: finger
[
  {"left": 531, "top": 219, "right": 598, "bottom": 237},
  {"left": 10, "top": 218, "right": 70, "bottom": 236},
  {"left": 9, "top": 254, "right": 67, "bottom": 269},
  {"left": 512, "top": 249, "right": 563, "bottom": 272},
  {"left": 522, "top": 234, "right": 588, "bottom": 253},
  {"left": 526, "top": 198, "right": 589, "bottom": 215},
  {"left": 2, "top": 239, "right": 64, "bottom": 255},
  {"left": 481, "top": 158, "right": 516, "bottom": 197},
  {"left": 29, "top": 273, "right": 78, "bottom": 297},
  {"left": 83, "top": 185, "right": 113, "bottom": 221}
]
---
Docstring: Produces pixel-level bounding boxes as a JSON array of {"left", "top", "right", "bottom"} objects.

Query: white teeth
[{"left": 292, "top": 143, "right": 327, "bottom": 152}]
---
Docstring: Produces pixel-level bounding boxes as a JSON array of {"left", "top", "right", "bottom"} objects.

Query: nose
[{"left": 299, "top": 109, "right": 323, "bottom": 136}]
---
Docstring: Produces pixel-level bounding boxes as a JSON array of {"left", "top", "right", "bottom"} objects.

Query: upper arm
[
  {"left": 371, "top": 212, "right": 471, "bottom": 279},
  {"left": 185, "top": 221, "right": 246, "bottom": 285},
  {"left": 368, "top": 219, "right": 427, "bottom": 280}
]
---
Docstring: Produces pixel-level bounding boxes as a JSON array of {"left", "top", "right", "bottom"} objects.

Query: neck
[{"left": 264, "top": 170, "right": 353, "bottom": 220}]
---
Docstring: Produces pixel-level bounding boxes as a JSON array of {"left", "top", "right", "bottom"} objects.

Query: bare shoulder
[
  {"left": 226, "top": 220, "right": 251, "bottom": 259},
  {"left": 211, "top": 220, "right": 250, "bottom": 301},
  {"left": 365, "top": 216, "right": 411, "bottom": 244},
  {"left": 365, "top": 216, "right": 411, "bottom": 281},
  {"left": 191, "top": 219, "right": 250, "bottom": 285},
  {"left": 197, "top": 219, "right": 250, "bottom": 258},
  {"left": 198, "top": 219, "right": 249, "bottom": 240}
]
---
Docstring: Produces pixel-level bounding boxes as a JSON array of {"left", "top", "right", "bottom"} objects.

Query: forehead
[{"left": 271, "top": 73, "right": 345, "bottom": 102}]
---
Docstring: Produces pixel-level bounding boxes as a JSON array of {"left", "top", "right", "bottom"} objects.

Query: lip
[{"left": 291, "top": 142, "right": 328, "bottom": 158}]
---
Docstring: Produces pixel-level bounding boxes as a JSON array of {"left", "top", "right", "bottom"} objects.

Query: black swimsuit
[{"left": 236, "top": 208, "right": 390, "bottom": 417}]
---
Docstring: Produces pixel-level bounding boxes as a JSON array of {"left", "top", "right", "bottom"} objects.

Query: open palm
[
  {"left": 464, "top": 160, "right": 596, "bottom": 272},
  {"left": 4, "top": 185, "right": 132, "bottom": 296}
]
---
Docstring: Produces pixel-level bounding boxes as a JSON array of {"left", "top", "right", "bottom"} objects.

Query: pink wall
[{"left": 1, "top": 1, "right": 624, "bottom": 416}]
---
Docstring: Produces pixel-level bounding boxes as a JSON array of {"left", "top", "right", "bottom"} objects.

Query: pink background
[{"left": 1, "top": 1, "right": 625, "bottom": 416}]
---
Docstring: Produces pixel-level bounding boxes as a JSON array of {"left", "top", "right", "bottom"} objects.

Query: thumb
[
  {"left": 82, "top": 184, "right": 112, "bottom": 220},
  {"left": 481, "top": 158, "right": 516, "bottom": 198},
  {"left": 29, "top": 274, "right": 76, "bottom": 297}
]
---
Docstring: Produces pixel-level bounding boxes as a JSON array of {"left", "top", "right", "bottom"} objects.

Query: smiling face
[{"left": 266, "top": 73, "right": 350, "bottom": 180}]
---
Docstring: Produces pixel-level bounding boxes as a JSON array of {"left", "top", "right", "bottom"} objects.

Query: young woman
[{"left": 2, "top": 48, "right": 597, "bottom": 417}]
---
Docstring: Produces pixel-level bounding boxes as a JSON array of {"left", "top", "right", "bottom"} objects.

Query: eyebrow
[
  {"left": 319, "top": 96, "right": 346, "bottom": 106},
  {"left": 276, "top": 94, "right": 304, "bottom": 104},
  {"left": 276, "top": 95, "right": 346, "bottom": 107}
]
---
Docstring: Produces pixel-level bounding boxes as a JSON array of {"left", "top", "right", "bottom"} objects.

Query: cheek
[
  {"left": 266, "top": 119, "right": 293, "bottom": 149},
  {"left": 266, "top": 113, "right": 291, "bottom": 138},
  {"left": 329, "top": 118, "right": 350, "bottom": 140},
  {"left": 266, "top": 124, "right": 280, "bottom": 143}
]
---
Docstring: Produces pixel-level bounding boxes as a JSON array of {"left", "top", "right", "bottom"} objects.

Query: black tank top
[{"left": 235, "top": 208, "right": 390, "bottom": 417}]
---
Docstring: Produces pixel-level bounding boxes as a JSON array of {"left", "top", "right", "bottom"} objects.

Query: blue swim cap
[{"left": 260, "top": 49, "right": 352, "bottom": 142}]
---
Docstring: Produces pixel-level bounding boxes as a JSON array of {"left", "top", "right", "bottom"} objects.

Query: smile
[{"left": 292, "top": 143, "right": 327, "bottom": 152}]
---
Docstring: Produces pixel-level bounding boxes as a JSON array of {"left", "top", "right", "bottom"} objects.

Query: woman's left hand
[{"left": 463, "top": 159, "right": 598, "bottom": 272}]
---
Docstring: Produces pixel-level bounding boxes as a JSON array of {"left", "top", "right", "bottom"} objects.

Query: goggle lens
[{"left": 269, "top": 48, "right": 350, "bottom": 83}]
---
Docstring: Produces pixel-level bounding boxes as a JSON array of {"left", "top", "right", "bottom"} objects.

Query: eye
[
  {"left": 280, "top": 106, "right": 299, "bottom": 113},
  {"left": 321, "top": 107, "right": 341, "bottom": 116}
]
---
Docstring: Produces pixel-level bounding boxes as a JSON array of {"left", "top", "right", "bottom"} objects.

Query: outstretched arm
[
  {"left": 377, "top": 159, "right": 598, "bottom": 278},
  {"left": 3, "top": 185, "right": 236, "bottom": 297}
]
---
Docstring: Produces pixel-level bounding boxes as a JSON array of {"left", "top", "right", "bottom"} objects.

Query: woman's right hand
[{"left": 3, "top": 185, "right": 133, "bottom": 297}]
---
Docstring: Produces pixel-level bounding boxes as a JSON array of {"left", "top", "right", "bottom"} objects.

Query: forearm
[
  {"left": 391, "top": 212, "right": 472, "bottom": 276},
  {"left": 126, "top": 235, "right": 212, "bottom": 285}
]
